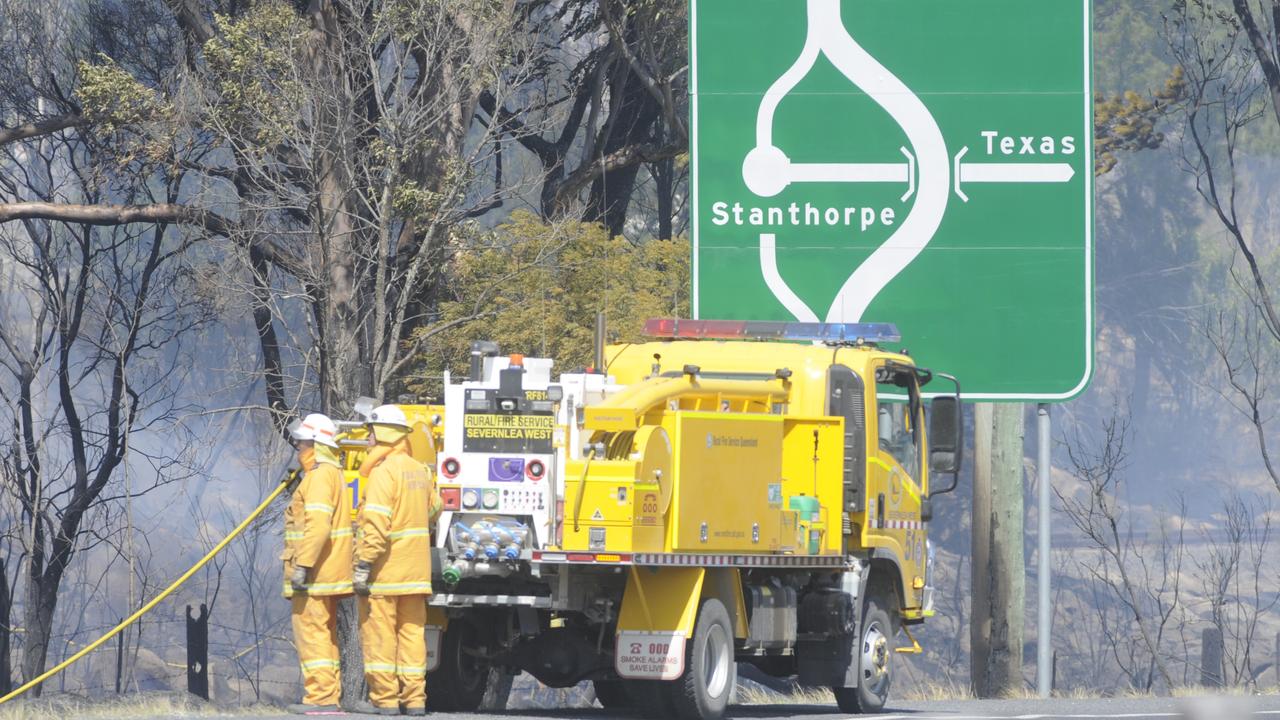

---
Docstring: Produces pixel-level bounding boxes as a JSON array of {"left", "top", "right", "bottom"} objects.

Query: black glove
[
  {"left": 283, "top": 467, "right": 303, "bottom": 493},
  {"left": 353, "top": 561, "right": 372, "bottom": 596},
  {"left": 290, "top": 565, "right": 309, "bottom": 592}
]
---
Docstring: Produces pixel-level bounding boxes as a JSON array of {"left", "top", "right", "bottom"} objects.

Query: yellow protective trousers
[
  {"left": 359, "top": 594, "right": 428, "bottom": 710},
  {"left": 290, "top": 594, "right": 342, "bottom": 706}
]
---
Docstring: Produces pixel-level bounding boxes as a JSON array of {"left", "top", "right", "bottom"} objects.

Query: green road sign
[{"left": 691, "top": 0, "right": 1092, "bottom": 400}]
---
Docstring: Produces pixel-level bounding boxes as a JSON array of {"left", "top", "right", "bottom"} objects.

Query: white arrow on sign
[
  {"left": 783, "top": 153, "right": 1071, "bottom": 196},
  {"left": 789, "top": 162, "right": 908, "bottom": 184},
  {"left": 961, "top": 163, "right": 1075, "bottom": 183},
  {"left": 952, "top": 146, "right": 1074, "bottom": 201},
  {"left": 771, "top": 147, "right": 919, "bottom": 200},
  {"left": 784, "top": 146, "right": 1074, "bottom": 203}
]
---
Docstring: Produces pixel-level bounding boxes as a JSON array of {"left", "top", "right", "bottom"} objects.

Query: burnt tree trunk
[
  {"left": 249, "top": 245, "right": 287, "bottom": 429},
  {"left": 20, "top": 568, "right": 63, "bottom": 694},
  {"left": 0, "top": 558, "right": 11, "bottom": 694},
  {"left": 585, "top": 23, "right": 662, "bottom": 236},
  {"left": 655, "top": 155, "right": 674, "bottom": 240}
]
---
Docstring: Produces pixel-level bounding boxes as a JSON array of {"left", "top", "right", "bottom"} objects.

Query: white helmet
[
  {"left": 368, "top": 404, "right": 411, "bottom": 429},
  {"left": 289, "top": 413, "right": 339, "bottom": 448}
]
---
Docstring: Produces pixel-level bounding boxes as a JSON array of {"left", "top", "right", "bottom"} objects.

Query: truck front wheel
[
  {"left": 833, "top": 592, "right": 894, "bottom": 713},
  {"left": 670, "top": 598, "right": 736, "bottom": 720}
]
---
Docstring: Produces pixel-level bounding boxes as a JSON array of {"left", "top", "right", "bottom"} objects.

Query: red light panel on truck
[{"left": 643, "top": 318, "right": 901, "bottom": 344}]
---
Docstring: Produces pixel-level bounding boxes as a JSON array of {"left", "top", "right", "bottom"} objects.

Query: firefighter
[
  {"left": 283, "top": 413, "right": 353, "bottom": 715},
  {"left": 352, "top": 405, "right": 442, "bottom": 716}
]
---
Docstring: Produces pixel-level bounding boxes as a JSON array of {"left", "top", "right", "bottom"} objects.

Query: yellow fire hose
[{"left": 0, "top": 472, "right": 296, "bottom": 705}]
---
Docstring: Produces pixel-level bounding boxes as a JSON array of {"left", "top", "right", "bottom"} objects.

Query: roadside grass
[
  {"left": 1170, "top": 685, "right": 1280, "bottom": 698},
  {"left": 0, "top": 693, "right": 284, "bottom": 720},
  {"left": 7, "top": 680, "right": 1273, "bottom": 717},
  {"left": 900, "top": 677, "right": 975, "bottom": 701},
  {"left": 735, "top": 684, "right": 834, "bottom": 705},
  {"left": 739, "top": 679, "right": 1280, "bottom": 706}
]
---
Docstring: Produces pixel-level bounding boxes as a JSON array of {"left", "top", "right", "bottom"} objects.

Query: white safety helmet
[
  {"left": 368, "top": 404, "right": 411, "bottom": 429},
  {"left": 289, "top": 413, "right": 339, "bottom": 448}
]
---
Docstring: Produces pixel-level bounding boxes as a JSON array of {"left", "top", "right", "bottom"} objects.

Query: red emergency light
[{"left": 642, "top": 318, "right": 901, "bottom": 344}]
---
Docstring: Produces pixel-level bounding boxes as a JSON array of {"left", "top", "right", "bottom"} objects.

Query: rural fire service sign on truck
[{"left": 691, "top": 0, "right": 1092, "bottom": 400}]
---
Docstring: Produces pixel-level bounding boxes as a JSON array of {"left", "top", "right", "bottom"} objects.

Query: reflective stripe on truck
[{"left": 531, "top": 550, "right": 848, "bottom": 568}]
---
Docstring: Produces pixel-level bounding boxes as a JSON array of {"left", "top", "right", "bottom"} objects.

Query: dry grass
[
  {"left": 734, "top": 684, "right": 834, "bottom": 706},
  {"left": 1172, "top": 685, "right": 1279, "bottom": 698},
  {"left": 898, "top": 678, "right": 975, "bottom": 702},
  {"left": 1060, "top": 685, "right": 1100, "bottom": 700},
  {"left": 735, "top": 676, "right": 1280, "bottom": 707},
  {"left": 0, "top": 693, "right": 283, "bottom": 720}
]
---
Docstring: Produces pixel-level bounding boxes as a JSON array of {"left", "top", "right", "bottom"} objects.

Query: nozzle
[{"left": 442, "top": 562, "right": 465, "bottom": 585}]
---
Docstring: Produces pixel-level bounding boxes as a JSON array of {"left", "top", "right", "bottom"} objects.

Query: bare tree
[
  {"left": 1164, "top": 1, "right": 1280, "bottom": 504},
  {"left": 1193, "top": 493, "right": 1278, "bottom": 687},
  {"left": 1056, "top": 406, "right": 1185, "bottom": 691},
  {"left": 0, "top": 109, "right": 207, "bottom": 686},
  {"left": 1204, "top": 307, "right": 1280, "bottom": 493},
  {"left": 485, "top": 0, "right": 689, "bottom": 236},
  {"left": 1166, "top": 0, "right": 1277, "bottom": 341},
  {"left": 0, "top": 468, "right": 18, "bottom": 694}
]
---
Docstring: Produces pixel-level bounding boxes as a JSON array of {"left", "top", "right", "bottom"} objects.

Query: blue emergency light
[{"left": 643, "top": 318, "right": 901, "bottom": 344}]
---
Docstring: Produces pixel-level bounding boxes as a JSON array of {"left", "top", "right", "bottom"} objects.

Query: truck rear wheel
[
  {"left": 592, "top": 679, "right": 631, "bottom": 709},
  {"left": 670, "top": 598, "right": 736, "bottom": 720},
  {"left": 426, "top": 616, "right": 490, "bottom": 711},
  {"left": 479, "top": 668, "right": 513, "bottom": 710},
  {"left": 833, "top": 592, "right": 894, "bottom": 713},
  {"left": 629, "top": 680, "right": 677, "bottom": 718}
]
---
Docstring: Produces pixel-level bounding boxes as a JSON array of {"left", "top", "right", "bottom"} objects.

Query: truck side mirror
[{"left": 928, "top": 395, "right": 962, "bottom": 478}]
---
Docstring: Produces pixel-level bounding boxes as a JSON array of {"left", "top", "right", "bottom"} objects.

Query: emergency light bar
[{"left": 643, "top": 318, "right": 901, "bottom": 344}]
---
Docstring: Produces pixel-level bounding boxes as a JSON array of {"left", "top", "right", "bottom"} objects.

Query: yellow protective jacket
[
  {"left": 283, "top": 461, "right": 354, "bottom": 598},
  {"left": 355, "top": 449, "right": 442, "bottom": 596}
]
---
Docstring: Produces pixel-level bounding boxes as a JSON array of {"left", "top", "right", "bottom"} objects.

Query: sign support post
[{"left": 1036, "top": 403, "right": 1052, "bottom": 698}]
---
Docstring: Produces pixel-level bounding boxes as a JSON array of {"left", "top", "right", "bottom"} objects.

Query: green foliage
[
  {"left": 1094, "top": 67, "right": 1187, "bottom": 176},
  {"left": 77, "top": 55, "right": 169, "bottom": 131},
  {"left": 203, "top": 1, "right": 306, "bottom": 148},
  {"left": 75, "top": 55, "right": 175, "bottom": 165},
  {"left": 1093, "top": 0, "right": 1179, "bottom": 96},
  {"left": 392, "top": 155, "right": 470, "bottom": 225},
  {"left": 407, "top": 211, "right": 690, "bottom": 397},
  {"left": 377, "top": 0, "right": 507, "bottom": 43}
]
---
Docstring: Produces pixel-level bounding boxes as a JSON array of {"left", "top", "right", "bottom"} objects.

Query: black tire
[
  {"left": 593, "top": 679, "right": 632, "bottom": 709},
  {"left": 833, "top": 592, "right": 895, "bottom": 714},
  {"left": 480, "top": 668, "right": 514, "bottom": 710},
  {"left": 669, "top": 598, "right": 737, "bottom": 720},
  {"left": 426, "top": 617, "right": 490, "bottom": 711},
  {"left": 629, "top": 679, "right": 677, "bottom": 718}
]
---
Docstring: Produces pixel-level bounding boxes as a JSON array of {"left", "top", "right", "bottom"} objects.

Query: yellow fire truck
[{"left": 345, "top": 319, "right": 962, "bottom": 718}]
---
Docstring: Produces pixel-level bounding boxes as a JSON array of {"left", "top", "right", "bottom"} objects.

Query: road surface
[{"left": 209, "top": 694, "right": 1280, "bottom": 720}]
